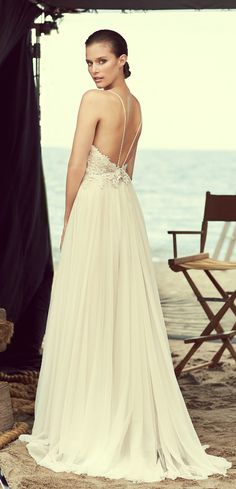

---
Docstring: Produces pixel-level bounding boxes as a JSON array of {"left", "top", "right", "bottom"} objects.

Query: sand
[{"left": 0, "top": 262, "right": 235, "bottom": 489}]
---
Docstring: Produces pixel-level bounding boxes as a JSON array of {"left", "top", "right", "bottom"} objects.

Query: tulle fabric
[{"left": 19, "top": 147, "right": 231, "bottom": 483}]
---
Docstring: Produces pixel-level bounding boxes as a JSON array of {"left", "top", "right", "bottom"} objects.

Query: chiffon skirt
[{"left": 19, "top": 174, "right": 231, "bottom": 482}]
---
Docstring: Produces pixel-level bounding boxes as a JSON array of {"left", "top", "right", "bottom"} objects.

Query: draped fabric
[
  {"left": 0, "top": 0, "right": 53, "bottom": 370},
  {"left": 40, "top": 0, "right": 236, "bottom": 10},
  {"left": 19, "top": 141, "right": 231, "bottom": 482}
]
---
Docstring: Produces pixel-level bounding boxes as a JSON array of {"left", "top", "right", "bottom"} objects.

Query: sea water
[{"left": 42, "top": 147, "right": 236, "bottom": 265}]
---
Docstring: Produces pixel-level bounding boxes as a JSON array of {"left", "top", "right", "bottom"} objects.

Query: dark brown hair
[{"left": 85, "top": 29, "right": 131, "bottom": 79}]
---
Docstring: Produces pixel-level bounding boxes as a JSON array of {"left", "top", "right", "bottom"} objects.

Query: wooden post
[{"left": 212, "top": 222, "right": 236, "bottom": 261}]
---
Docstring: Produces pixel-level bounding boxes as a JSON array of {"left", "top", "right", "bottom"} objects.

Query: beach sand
[{"left": 0, "top": 262, "right": 235, "bottom": 488}]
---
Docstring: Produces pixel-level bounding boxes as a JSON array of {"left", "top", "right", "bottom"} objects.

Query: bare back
[{"left": 92, "top": 90, "right": 142, "bottom": 168}]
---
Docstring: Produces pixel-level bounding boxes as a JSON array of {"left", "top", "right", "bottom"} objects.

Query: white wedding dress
[{"left": 19, "top": 90, "right": 231, "bottom": 483}]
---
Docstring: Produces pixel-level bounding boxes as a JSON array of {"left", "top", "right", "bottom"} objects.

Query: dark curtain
[{"left": 0, "top": 0, "right": 54, "bottom": 370}]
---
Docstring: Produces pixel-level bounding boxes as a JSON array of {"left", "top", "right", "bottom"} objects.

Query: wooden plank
[
  {"left": 181, "top": 361, "right": 214, "bottom": 373},
  {"left": 172, "top": 252, "right": 209, "bottom": 265},
  {"left": 184, "top": 331, "right": 236, "bottom": 344}
]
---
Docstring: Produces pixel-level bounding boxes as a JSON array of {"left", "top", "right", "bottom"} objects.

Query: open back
[{"left": 93, "top": 90, "right": 142, "bottom": 169}]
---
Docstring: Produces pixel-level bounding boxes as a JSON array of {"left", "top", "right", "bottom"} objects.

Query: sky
[{"left": 37, "top": 9, "right": 236, "bottom": 150}]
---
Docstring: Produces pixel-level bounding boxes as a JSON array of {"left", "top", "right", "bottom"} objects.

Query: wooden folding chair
[{"left": 168, "top": 191, "right": 236, "bottom": 377}]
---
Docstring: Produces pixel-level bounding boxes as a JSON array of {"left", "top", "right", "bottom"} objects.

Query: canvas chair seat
[
  {"left": 168, "top": 192, "right": 236, "bottom": 377},
  {"left": 171, "top": 253, "right": 236, "bottom": 270},
  {"left": 182, "top": 258, "right": 236, "bottom": 270}
]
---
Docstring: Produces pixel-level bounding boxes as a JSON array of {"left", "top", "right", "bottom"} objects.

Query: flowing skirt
[{"left": 19, "top": 177, "right": 231, "bottom": 482}]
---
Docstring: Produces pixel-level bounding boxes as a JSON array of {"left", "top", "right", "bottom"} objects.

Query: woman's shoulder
[
  {"left": 79, "top": 89, "right": 142, "bottom": 119},
  {"left": 131, "top": 93, "right": 141, "bottom": 110},
  {"left": 81, "top": 89, "right": 141, "bottom": 105},
  {"left": 79, "top": 90, "right": 115, "bottom": 118},
  {"left": 80, "top": 89, "right": 111, "bottom": 105}
]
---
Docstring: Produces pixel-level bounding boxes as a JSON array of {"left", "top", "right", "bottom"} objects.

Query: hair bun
[{"left": 124, "top": 61, "right": 131, "bottom": 79}]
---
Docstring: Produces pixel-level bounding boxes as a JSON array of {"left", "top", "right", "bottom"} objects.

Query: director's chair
[{"left": 168, "top": 191, "right": 236, "bottom": 377}]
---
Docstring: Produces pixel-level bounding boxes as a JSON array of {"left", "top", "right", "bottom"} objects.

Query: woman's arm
[{"left": 63, "top": 90, "right": 101, "bottom": 227}]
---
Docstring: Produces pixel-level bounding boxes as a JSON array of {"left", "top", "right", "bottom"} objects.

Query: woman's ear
[{"left": 119, "top": 54, "right": 127, "bottom": 68}]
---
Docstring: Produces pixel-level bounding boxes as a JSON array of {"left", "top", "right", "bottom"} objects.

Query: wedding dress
[{"left": 19, "top": 90, "right": 231, "bottom": 483}]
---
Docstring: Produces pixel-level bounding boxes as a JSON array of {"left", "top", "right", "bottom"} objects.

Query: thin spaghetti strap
[
  {"left": 108, "top": 90, "right": 130, "bottom": 167},
  {"left": 122, "top": 115, "right": 142, "bottom": 166},
  {"left": 108, "top": 90, "right": 141, "bottom": 167}
]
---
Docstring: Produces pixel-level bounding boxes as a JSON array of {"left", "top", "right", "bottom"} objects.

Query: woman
[{"left": 19, "top": 29, "right": 231, "bottom": 483}]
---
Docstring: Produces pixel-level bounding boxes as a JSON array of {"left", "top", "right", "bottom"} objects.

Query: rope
[
  {"left": 0, "top": 370, "right": 39, "bottom": 384},
  {"left": 0, "top": 422, "right": 29, "bottom": 449},
  {"left": 0, "top": 319, "right": 14, "bottom": 351}
]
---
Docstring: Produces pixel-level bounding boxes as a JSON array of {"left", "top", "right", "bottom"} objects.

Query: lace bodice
[
  {"left": 81, "top": 145, "right": 131, "bottom": 189},
  {"left": 81, "top": 89, "right": 142, "bottom": 190}
]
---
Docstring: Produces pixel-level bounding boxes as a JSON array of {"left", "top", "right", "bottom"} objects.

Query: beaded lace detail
[
  {"left": 81, "top": 145, "right": 131, "bottom": 189},
  {"left": 81, "top": 89, "right": 142, "bottom": 190}
]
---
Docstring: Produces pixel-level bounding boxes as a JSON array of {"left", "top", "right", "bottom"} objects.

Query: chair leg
[
  {"left": 174, "top": 343, "right": 204, "bottom": 377},
  {"left": 175, "top": 294, "right": 236, "bottom": 376},
  {"left": 205, "top": 269, "right": 236, "bottom": 315},
  {"left": 184, "top": 270, "right": 236, "bottom": 352},
  {"left": 204, "top": 271, "right": 236, "bottom": 365},
  {"left": 174, "top": 271, "right": 236, "bottom": 376},
  {"left": 207, "top": 291, "right": 236, "bottom": 365},
  {"left": 209, "top": 295, "right": 236, "bottom": 366}
]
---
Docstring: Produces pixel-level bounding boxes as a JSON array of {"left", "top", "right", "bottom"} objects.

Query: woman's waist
[{"left": 82, "top": 164, "right": 131, "bottom": 188}]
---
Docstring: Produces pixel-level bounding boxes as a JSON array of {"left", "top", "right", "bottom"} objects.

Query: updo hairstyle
[{"left": 85, "top": 29, "right": 131, "bottom": 79}]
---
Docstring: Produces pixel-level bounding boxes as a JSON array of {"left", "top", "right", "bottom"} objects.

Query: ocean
[{"left": 42, "top": 147, "right": 236, "bottom": 265}]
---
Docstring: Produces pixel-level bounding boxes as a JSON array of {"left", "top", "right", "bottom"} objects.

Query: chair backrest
[
  {"left": 203, "top": 191, "right": 236, "bottom": 222},
  {"left": 200, "top": 191, "right": 236, "bottom": 252}
]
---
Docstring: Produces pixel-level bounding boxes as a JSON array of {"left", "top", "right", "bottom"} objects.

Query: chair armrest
[
  {"left": 167, "top": 231, "right": 202, "bottom": 234},
  {"left": 167, "top": 231, "right": 202, "bottom": 258}
]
